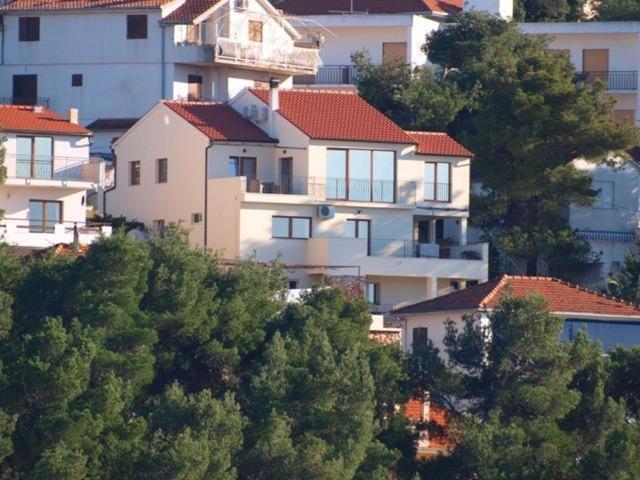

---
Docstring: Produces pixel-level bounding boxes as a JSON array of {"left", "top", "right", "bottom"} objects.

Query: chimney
[
  {"left": 68, "top": 108, "right": 79, "bottom": 125},
  {"left": 268, "top": 77, "right": 280, "bottom": 139}
]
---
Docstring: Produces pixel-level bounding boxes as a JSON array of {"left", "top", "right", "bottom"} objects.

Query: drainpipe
[
  {"left": 160, "top": 24, "right": 166, "bottom": 99},
  {"left": 203, "top": 140, "right": 214, "bottom": 248},
  {"left": 103, "top": 147, "right": 117, "bottom": 215},
  {"left": 1, "top": 14, "right": 4, "bottom": 65}
]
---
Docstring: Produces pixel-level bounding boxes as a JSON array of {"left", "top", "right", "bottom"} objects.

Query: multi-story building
[
  {"left": 106, "top": 85, "right": 488, "bottom": 311},
  {"left": 0, "top": 105, "right": 111, "bottom": 250},
  {"left": 277, "top": 0, "right": 512, "bottom": 89},
  {"left": 0, "top": 0, "right": 321, "bottom": 153}
]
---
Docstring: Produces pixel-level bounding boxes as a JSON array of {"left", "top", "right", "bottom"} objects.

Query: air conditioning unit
[
  {"left": 318, "top": 205, "right": 335, "bottom": 220},
  {"left": 236, "top": 0, "right": 249, "bottom": 9}
]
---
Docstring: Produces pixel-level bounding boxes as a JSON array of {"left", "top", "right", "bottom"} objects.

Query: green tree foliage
[
  {"left": 0, "top": 136, "right": 5, "bottom": 220},
  {"left": 596, "top": 0, "right": 640, "bottom": 20},
  {"left": 0, "top": 228, "right": 412, "bottom": 479},
  {"left": 513, "top": 0, "right": 587, "bottom": 21},
  {"left": 607, "top": 242, "right": 640, "bottom": 303},
  {"left": 356, "top": 13, "right": 639, "bottom": 276},
  {"left": 411, "top": 294, "right": 640, "bottom": 479}
]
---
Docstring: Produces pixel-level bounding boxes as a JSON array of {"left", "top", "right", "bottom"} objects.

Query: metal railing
[
  {"left": 368, "top": 303, "right": 398, "bottom": 314},
  {"left": 576, "top": 71, "right": 638, "bottom": 91},
  {"left": 369, "top": 239, "right": 485, "bottom": 261},
  {"left": 293, "top": 65, "right": 360, "bottom": 86},
  {"left": 424, "top": 182, "right": 451, "bottom": 202},
  {"left": 325, "top": 178, "right": 416, "bottom": 204},
  {"left": 0, "top": 97, "right": 50, "bottom": 107},
  {"left": 4, "top": 155, "right": 102, "bottom": 182},
  {"left": 240, "top": 175, "right": 323, "bottom": 196}
]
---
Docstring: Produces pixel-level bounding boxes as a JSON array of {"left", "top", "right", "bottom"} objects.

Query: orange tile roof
[
  {"left": 1, "top": 0, "right": 167, "bottom": 11},
  {"left": 0, "top": 105, "right": 91, "bottom": 136},
  {"left": 162, "top": 100, "right": 276, "bottom": 143},
  {"left": 406, "top": 131, "right": 474, "bottom": 157},
  {"left": 403, "top": 397, "right": 454, "bottom": 450},
  {"left": 393, "top": 275, "right": 640, "bottom": 317},
  {"left": 162, "top": 0, "right": 220, "bottom": 23},
  {"left": 249, "top": 88, "right": 417, "bottom": 145},
  {"left": 277, "top": 0, "right": 461, "bottom": 16}
]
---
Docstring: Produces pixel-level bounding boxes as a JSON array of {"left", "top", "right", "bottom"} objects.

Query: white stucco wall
[{"left": 1, "top": 185, "right": 87, "bottom": 226}]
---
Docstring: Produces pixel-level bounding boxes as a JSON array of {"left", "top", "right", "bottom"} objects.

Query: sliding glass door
[
  {"left": 17, "top": 136, "right": 53, "bottom": 179},
  {"left": 326, "top": 149, "right": 395, "bottom": 203}
]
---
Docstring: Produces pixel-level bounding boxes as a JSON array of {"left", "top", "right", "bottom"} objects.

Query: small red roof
[
  {"left": 277, "top": 0, "right": 461, "bottom": 16},
  {"left": 0, "top": 105, "right": 90, "bottom": 136},
  {"left": 249, "top": 88, "right": 416, "bottom": 145},
  {"left": 162, "top": 0, "right": 220, "bottom": 23},
  {"left": 1, "top": 0, "right": 166, "bottom": 11},
  {"left": 162, "top": 100, "right": 275, "bottom": 143},
  {"left": 406, "top": 131, "right": 473, "bottom": 157},
  {"left": 393, "top": 275, "right": 640, "bottom": 317}
]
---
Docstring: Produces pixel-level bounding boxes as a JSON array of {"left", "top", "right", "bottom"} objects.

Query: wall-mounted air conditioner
[{"left": 318, "top": 205, "right": 335, "bottom": 220}]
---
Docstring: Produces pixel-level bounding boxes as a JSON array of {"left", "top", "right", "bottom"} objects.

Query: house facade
[
  {"left": 0, "top": 105, "right": 111, "bottom": 250},
  {"left": 106, "top": 86, "right": 488, "bottom": 311},
  {"left": 0, "top": 0, "right": 320, "bottom": 154},
  {"left": 393, "top": 275, "right": 640, "bottom": 355}
]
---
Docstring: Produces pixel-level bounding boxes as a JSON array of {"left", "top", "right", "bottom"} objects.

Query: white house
[
  {"left": 0, "top": 0, "right": 321, "bottom": 154},
  {"left": 106, "top": 84, "right": 488, "bottom": 313},
  {"left": 0, "top": 105, "right": 111, "bottom": 250},
  {"left": 277, "top": 0, "right": 512, "bottom": 89},
  {"left": 393, "top": 275, "right": 640, "bottom": 355}
]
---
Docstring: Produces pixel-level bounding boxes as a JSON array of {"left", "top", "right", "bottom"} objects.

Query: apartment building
[
  {"left": 106, "top": 85, "right": 488, "bottom": 311},
  {"left": 0, "top": 105, "right": 111, "bottom": 250},
  {"left": 0, "top": 0, "right": 320, "bottom": 153},
  {"left": 277, "top": 0, "right": 512, "bottom": 89}
]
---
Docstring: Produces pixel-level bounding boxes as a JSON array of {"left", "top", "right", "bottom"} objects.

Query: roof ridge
[
  {"left": 479, "top": 275, "right": 510, "bottom": 308},
  {"left": 251, "top": 87, "right": 358, "bottom": 95},
  {"left": 548, "top": 276, "right": 640, "bottom": 308}
]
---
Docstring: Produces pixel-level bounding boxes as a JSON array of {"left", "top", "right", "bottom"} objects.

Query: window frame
[
  {"left": 126, "top": 14, "right": 148, "bottom": 40},
  {"left": 346, "top": 218, "right": 371, "bottom": 255},
  {"left": 16, "top": 135, "right": 54, "bottom": 179},
  {"left": 71, "top": 74, "right": 83, "bottom": 87},
  {"left": 156, "top": 158, "right": 168, "bottom": 183},
  {"left": 153, "top": 219, "right": 166, "bottom": 237},
  {"left": 28, "top": 199, "right": 62, "bottom": 233},
  {"left": 19, "top": 16, "right": 40, "bottom": 42},
  {"left": 130, "top": 160, "right": 141, "bottom": 186},
  {"left": 191, "top": 212, "right": 203, "bottom": 224},
  {"left": 365, "top": 282, "right": 380, "bottom": 305},
  {"left": 424, "top": 161, "right": 451, "bottom": 202},
  {"left": 248, "top": 20, "right": 263, "bottom": 43},
  {"left": 412, "top": 327, "right": 429, "bottom": 350},
  {"left": 272, "top": 215, "right": 312, "bottom": 239}
]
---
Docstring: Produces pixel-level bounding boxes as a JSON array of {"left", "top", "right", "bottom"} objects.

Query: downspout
[
  {"left": 103, "top": 147, "right": 117, "bottom": 215},
  {"left": 160, "top": 23, "right": 166, "bottom": 99},
  {"left": 1, "top": 14, "right": 5, "bottom": 65},
  {"left": 203, "top": 140, "right": 214, "bottom": 248}
]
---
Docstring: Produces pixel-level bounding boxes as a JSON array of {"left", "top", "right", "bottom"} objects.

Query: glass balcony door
[
  {"left": 17, "top": 136, "right": 53, "bottom": 180},
  {"left": 326, "top": 149, "right": 395, "bottom": 203},
  {"left": 29, "top": 200, "right": 61, "bottom": 233}
]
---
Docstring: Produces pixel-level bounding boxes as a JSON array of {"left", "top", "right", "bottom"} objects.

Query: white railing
[
  {"left": 3, "top": 155, "right": 104, "bottom": 183},
  {"left": 214, "top": 37, "right": 320, "bottom": 72},
  {"left": 0, "top": 220, "right": 112, "bottom": 249}
]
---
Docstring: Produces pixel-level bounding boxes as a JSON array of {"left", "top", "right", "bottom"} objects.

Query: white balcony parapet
[
  {"left": 3, "top": 155, "right": 105, "bottom": 185},
  {"left": 0, "top": 220, "right": 112, "bottom": 249}
]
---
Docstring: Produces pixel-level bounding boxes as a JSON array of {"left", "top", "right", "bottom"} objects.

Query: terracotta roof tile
[
  {"left": 162, "top": 100, "right": 276, "bottom": 143},
  {"left": 249, "top": 88, "right": 416, "bottom": 144},
  {"left": 393, "top": 275, "right": 640, "bottom": 317},
  {"left": 1, "top": 0, "right": 166, "bottom": 11},
  {"left": 0, "top": 105, "right": 91, "bottom": 136},
  {"left": 277, "top": 0, "right": 461, "bottom": 15},
  {"left": 162, "top": 0, "right": 220, "bottom": 23},
  {"left": 406, "top": 131, "right": 473, "bottom": 157}
]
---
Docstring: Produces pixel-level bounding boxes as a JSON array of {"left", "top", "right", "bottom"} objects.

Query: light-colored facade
[
  {"left": 107, "top": 87, "right": 489, "bottom": 312},
  {"left": 520, "top": 21, "right": 640, "bottom": 126},
  {"left": 0, "top": 0, "right": 320, "bottom": 154},
  {"left": 0, "top": 106, "right": 111, "bottom": 249}
]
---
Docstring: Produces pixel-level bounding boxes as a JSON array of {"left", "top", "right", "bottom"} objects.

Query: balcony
[
  {"left": 4, "top": 155, "right": 104, "bottom": 185},
  {"left": 241, "top": 175, "right": 323, "bottom": 196},
  {"left": 576, "top": 71, "right": 638, "bottom": 91},
  {"left": 293, "top": 65, "right": 359, "bottom": 86},
  {"left": 423, "top": 182, "right": 451, "bottom": 202},
  {"left": 370, "top": 239, "right": 484, "bottom": 260},
  {"left": 0, "top": 97, "right": 50, "bottom": 108},
  {"left": 0, "top": 220, "right": 112, "bottom": 249}
]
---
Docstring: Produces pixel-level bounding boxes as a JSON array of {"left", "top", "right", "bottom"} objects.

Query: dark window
[
  {"left": 19, "top": 17, "right": 39, "bottom": 41},
  {"left": 29, "top": 200, "right": 61, "bottom": 233},
  {"left": 71, "top": 74, "right": 83, "bottom": 87},
  {"left": 272, "top": 216, "right": 311, "bottom": 239},
  {"left": 12, "top": 74, "right": 37, "bottom": 105},
  {"left": 127, "top": 15, "right": 147, "bottom": 39},
  {"left": 412, "top": 327, "right": 429, "bottom": 350},
  {"left": 187, "top": 74, "right": 203, "bottom": 100},
  {"left": 288, "top": 280, "right": 299, "bottom": 289},
  {"left": 153, "top": 219, "right": 165, "bottom": 237},
  {"left": 191, "top": 213, "right": 203, "bottom": 224},
  {"left": 130, "top": 161, "right": 141, "bottom": 185},
  {"left": 157, "top": 158, "right": 168, "bottom": 183}
]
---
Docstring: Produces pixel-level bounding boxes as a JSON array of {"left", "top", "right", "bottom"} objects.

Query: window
[
  {"left": 191, "top": 213, "right": 203, "bottom": 224},
  {"left": 346, "top": 219, "right": 370, "bottom": 239},
  {"left": 13, "top": 74, "right": 37, "bottom": 105},
  {"left": 424, "top": 162, "right": 451, "bottom": 202},
  {"left": 127, "top": 15, "right": 147, "bottom": 39},
  {"left": 272, "top": 216, "right": 311, "bottom": 239},
  {"left": 412, "top": 327, "right": 429, "bottom": 350},
  {"left": 29, "top": 200, "right": 61, "bottom": 233},
  {"left": 288, "top": 280, "right": 299, "bottom": 289},
  {"left": 248, "top": 20, "right": 263, "bottom": 42},
  {"left": 365, "top": 282, "right": 380, "bottom": 304},
  {"left": 583, "top": 49, "right": 609, "bottom": 73},
  {"left": 19, "top": 17, "right": 39, "bottom": 42},
  {"left": 613, "top": 110, "right": 635, "bottom": 125},
  {"left": 157, "top": 158, "right": 168, "bottom": 183},
  {"left": 382, "top": 42, "right": 407, "bottom": 63},
  {"left": 187, "top": 74, "right": 203, "bottom": 100},
  {"left": 16, "top": 136, "right": 53, "bottom": 179},
  {"left": 153, "top": 219, "right": 165, "bottom": 237},
  {"left": 229, "top": 156, "right": 257, "bottom": 179},
  {"left": 130, "top": 161, "right": 141, "bottom": 185},
  {"left": 593, "top": 181, "right": 614, "bottom": 209},
  {"left": 71, "top": 74, "right": 83, "bottom": 87},
  {"left": 326, "top": 149, "right": 396, "bottom": 203}
]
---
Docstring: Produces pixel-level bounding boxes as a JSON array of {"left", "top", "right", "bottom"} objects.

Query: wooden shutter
[
  {"left": 248, "top": 20, "right": 263, "bottom": 43},
  {"left": 383, "top": 42, "right": 407, "bottom": 63},
  {"left": 583, "top": 49, "right": 609, "bottom": 72},
  {"left": 612, "top": 109, "right": 635, "bottom": 125}
]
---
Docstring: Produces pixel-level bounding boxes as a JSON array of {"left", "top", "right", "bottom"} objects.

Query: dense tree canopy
[
  {"left": 596, "top": 0, "right": 640, "bottom": 20},
  {"left": 355, "top": 13, "right": 639, "bottom": 277},
  {"left": 513, "top": 0, "right": 587, "bottom": 21}
]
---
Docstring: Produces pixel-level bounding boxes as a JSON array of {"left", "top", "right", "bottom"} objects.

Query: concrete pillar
[
  {"left": 429, "top": 219, "right": 437, "bottom": 244},
  {"left": 459, "top": 217, "right": 468, "bottom": 246},
  {"left": 427, "top": 277, "right": 438, "bottom": 299}
]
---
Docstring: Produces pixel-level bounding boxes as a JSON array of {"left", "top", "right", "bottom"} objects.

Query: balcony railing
[
  {"left": 240, "top": 175, "right": 323, "bottom": 196},
  {"left": 424, "top": 182, "right": 451, "bottom": 202},
  {"left": 0, "top": 97, "right": 50, "bottom": 108},
  {"left": 0, "top": 219, "right": 112, "bottom": 248},
  {"left": 576, "top": 71, "right": 638, "bottom": 91},
  {"left": 4, "top": 155, "right": 103, "bottom": 183},
  {"left": 369, "top": 239, "right": 485, "bottom": 261},
  {"left": 293, "top": 65, "right": 359, "bottom": 86},
  {"left": 368, "top": 303, "right": 398, "bottom": 314},
  {"left": 325, "top": 178, "right": 416, "bottom": 205}
]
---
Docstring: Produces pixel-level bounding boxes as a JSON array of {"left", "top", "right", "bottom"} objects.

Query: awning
[{"left": 576, "top": 230, "right": 637, "bottom": 242}]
